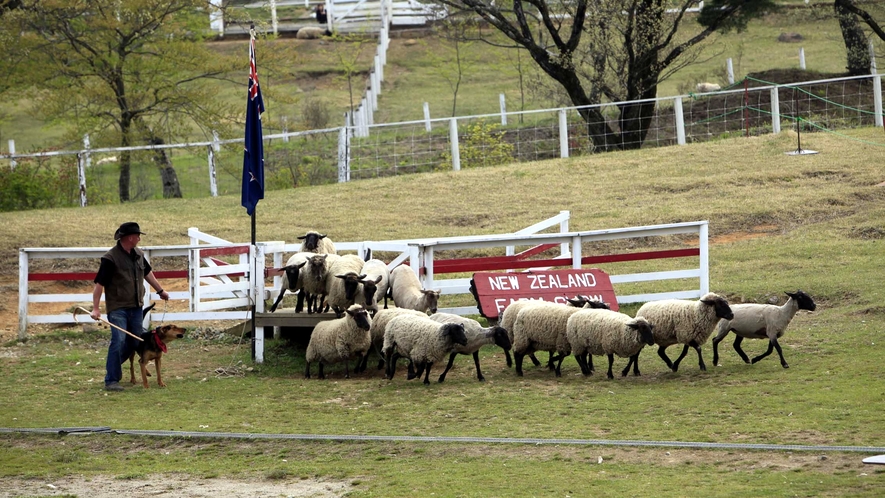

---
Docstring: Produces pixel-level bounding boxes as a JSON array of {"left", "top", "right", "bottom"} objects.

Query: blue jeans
[{"left": 105, "top": 307, "right": 143, "bottom": 385}]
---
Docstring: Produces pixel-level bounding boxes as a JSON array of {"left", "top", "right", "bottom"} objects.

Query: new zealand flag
[{"left": 241, "top": 30, "right": 265, "bottom": 216}]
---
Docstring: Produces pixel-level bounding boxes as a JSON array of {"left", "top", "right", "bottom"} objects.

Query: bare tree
[
  {"left": 0, "top": 0, "right": 241, "bottom": 202},
  {"left": 433, "top": 0, "right": 774, "bottom": 151}
]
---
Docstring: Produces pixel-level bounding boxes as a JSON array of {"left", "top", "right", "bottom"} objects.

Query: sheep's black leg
[
  {"left": 752, "top": 340, "right": 783, "bottom": 363},
  {"left": 771, "top": 338, "right": 789, "bottom": 368},
  {"left": 711, "top": 329, "right": 729, "bottom": 366},
  {"left": 575, "top": 353, "right": 591, "bottom": 376},
  {"left": 546, "top": 352, "right": 556, "bottom": 371},
  {"left": 732, "top": 336, "right": 751, "bottom": 364},
  {"left": 384, "top": 350, "right": 395, "bottom": 379},
  {"left": 295, "top": 291, "right": 307, "bottom": 313},
  {"left": 318, "top": 362, "right": 325, "bottom": 380},
  {"left": 269, "top": 289, "right": 286, "bottom": 312},
  {"left": 343, "top": 358, "right": 351, "bottom": 379},
  {"left": 657, "top": 345, "right": 675, "bottom": 370},
  {"left": 631, "top": 353, "right": 641, "bottom": 376},
  {"left": 504, "top": 350, "right": 513, "bottom": 368},
  {"left": 587, "top": 354, "right": 594, "bottom": 373},
  {"left": 622, "top": 355, "right": 635, "bottom": 377},
  {"left": 357, "top": 352, "right": 368, "bottom": 373},
  {"left": 422, "top": 362, "right": 433, "bottom": 385},
  {"left": 528, "top": 353, "right": 542, "bottom": 367},
  {"left": 408, "top": 360, "right": 420, "bottom": 380},
  {"left": 606, "top": 354, "right": 615, "bottom": 379},
  {"left": 438, "top": 352, "right": 458, "bottom": 383},
  {"left": 671, "top": 344, "right": 692, "bottom": 372},
  {"left": 304, "top": 361, "right": 311, "bottom": 379},
  {"left": 471, "top": 351, "right": 485, "bottom": 382},
  {"left": 553, "top": 353, "right": 565, "bottom": 377},
  {"left": 689, "top": 340, "right": 707, "bottom": 371},
  {"left": 514, "top": 352, "right": 525, "bottom": 376}
]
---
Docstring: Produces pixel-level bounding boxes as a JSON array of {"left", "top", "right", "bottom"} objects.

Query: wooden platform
[{"left": 254, "top": 310, "right": 337, "bottom": 329}]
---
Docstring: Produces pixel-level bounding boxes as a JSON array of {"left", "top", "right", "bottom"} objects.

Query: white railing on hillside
[{"left": 3, "top": 74, "right": 882, "bottom": 205}]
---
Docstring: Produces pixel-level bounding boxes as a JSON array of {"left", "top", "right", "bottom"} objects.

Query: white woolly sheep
[
  {"left": 566, "top": 309, "right": 655, "bottom": 379},
  {"left": 296, "top": 26, "right": 328, "bottom": 39},
  {"left": 382, "top": 314, "right": 467, "bottom": 385},
  {"left": 268, "top": 251, "right": 315, "bottom": 312},
  {"left": 360, "top": 307, "right": 428, "bottom": 373},
  {"left": 428, "top": 312, "right": 511, "bottom": 382},
  {"left": 636, "top": 292, "right": 734, "bottom": 372},
  {"left": 696, "top": 82, "right": 721, "bottom": 93},
  {"left": 324, "top": 254, "right": 368, "bottom": 317},
  {"left": 301, "top": 253, "right": 335, "bottom": 313},
  {"left": 499, "top": 296, "right": 605, "bottom": 369},
  {"left": 298, "top": 230, "right": 337, "bottom": 255},
  {"left": 356, "top": 258, "right": 390, "bottom": 315},
  {"left": 712, "top": 290, "right": 816, "bottom": 368},
  {"left": 388, "top": 265, "right": 441, "bottom": 314},
  {"left": 510, "top": 301, "right": 591, "bottom": 377},
  {"left": 304, "top": 304, "right": 372, "bottom": 379}
]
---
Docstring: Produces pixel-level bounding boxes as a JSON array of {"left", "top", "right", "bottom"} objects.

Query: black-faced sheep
[
  {"left": 356, "top": 258, "right": 389, "bottom": 315},
  {"left": 301, "top": 253, "right": 333, "bottom": 314},
  {"left": 510, "top": 301, "right": 590, "bottom": 377},
  {"left": 499, "top": 296, "right": 595, "bottom": 369},
  {"left": 268, "top": 251, "right": 314, "bottom": 313},
  {"left": 566, "top": 309, "right": 655, "bottom": 379},
  {"left": 304, "top": 304, "right": 372, "bottom": 379},
  {"left": 428, "top": 312, "right": 511, "bottom": 382},
  {"left": 298, "top": 230, "right": 337, "bottom": 255},
  {"left": 382, "top": 314, "right": 467, "bottom": 385},
  {"left": 712, "top": 290, "right": 817, "bottom": 368},
  {"left": 324, "top": 254, "right": 368, "bottom": 317},
  {"left": 636, "top": 292, "right": 734, "bottom": 372},
  {"left": 358, "top": 307, "right": 428, "bottom": 373},
  {"left": 388, "top": 265, "right": 440, "bottom": 314}
]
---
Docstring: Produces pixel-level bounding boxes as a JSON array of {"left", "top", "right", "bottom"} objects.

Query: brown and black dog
[{"left": 128, "top": 304, "right": 186, "bottom": 388}]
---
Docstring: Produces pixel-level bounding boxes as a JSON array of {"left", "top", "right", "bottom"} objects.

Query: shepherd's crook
[{"left": 73, "top": 307, "right": 143, "bottom": 341}]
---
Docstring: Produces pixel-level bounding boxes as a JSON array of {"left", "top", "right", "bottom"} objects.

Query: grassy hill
[{"left": 1, "top": 126, "right": 885, "bottom": 495}]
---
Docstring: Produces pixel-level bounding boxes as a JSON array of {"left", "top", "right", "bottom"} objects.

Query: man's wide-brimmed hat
[{"left": 114, "top": 222, "right": 145, "bottom": 240}]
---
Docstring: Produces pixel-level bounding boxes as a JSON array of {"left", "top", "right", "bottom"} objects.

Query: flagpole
[{"left": 251, "top": 208, "right": 256, "bottom": 360}]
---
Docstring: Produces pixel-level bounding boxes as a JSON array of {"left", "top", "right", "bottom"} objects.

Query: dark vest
[{"left": 102, "top": 243, "right": 146, "bottom": 312}]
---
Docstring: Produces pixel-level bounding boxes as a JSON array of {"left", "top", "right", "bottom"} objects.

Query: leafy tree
[
  {"left": 0, "top": 0, "right": 242, "bottom": 202},
  {"left": 834, "top": 0, "right": 872, "bottom": 75},
  {"left": 433, "top": 0, "right": 775, "bottom": 151},
  {"left": 834, "top": 0, "right": 885, "bottom": 43}
]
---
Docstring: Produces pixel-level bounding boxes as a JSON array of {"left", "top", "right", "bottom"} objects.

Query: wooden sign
[{"left": 471, "top": 268, "right": 618, "bottom": 320}]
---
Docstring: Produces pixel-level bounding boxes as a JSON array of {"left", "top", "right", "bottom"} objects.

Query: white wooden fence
[{"left": 17, "top": 212, "right": 710, "bottom": 362}]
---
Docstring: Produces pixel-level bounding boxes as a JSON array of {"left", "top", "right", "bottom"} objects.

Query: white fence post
[
  {"left": 338, "top": 126, "right": 349, "bottom": 183},
  {"left": 208, "top": 131, "right": 219, "bottom": 197},
  {"left": 77, "top": 153, "right": 88, "bottom": 207},
  {"left": 558, "top": 109, "right": 569, "bottom": 158},
  {"left": 282, "top": 116, "right": 289, "bottom": 143},
  {"left": 500, "top": 94, "right": 507, "bottom": 126},
  {"left": 449, "top": 118, "right": 460, "bottom": 171},
  {"left": 7, "top": 139, "right": 15, "bottom": 169},
  {"left": 799, "top": 47, "right": 806, "bottom": 70},
  {"left": 871, "top": 40, "right": 878, "bottom": 74},
  {"left": 18, "top": 249, "right": 28, "bottom": 339},
  {"left": 727, "top": 58, "right": 734, "bottom": 85},
  {"left": 674, "top": 97, "right": 686, "bottom": 145},
  {"left": 771, "top": 86, "right": 781, "bottom": 133},
  {"left": 424, "top": 102, "right": 432, "bottom": 132},
  {"left": 874, "top": 75, "right": 883, "bottom": 128},
  {"left": 270, "top": 0, "right": 278, "bottom": 35}
]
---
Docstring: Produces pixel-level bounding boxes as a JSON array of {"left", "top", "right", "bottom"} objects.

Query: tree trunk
[
  {"left": 149, "top": 137, "right": 183, "bottom": 198},
  {"left": 835, "top": 0, "right": 871, "bottom": 76},
  {"left": 119, "top": 118, "right": 132, "bottom": 203}
]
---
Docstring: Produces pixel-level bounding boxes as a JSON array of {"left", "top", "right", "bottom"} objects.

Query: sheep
[
  {"left": 324, "top": 254, "right": 369, "bottom": 317},
  {"left": 428, "top": 312, "right": 511, "bottom": 382},
  {"left": 566, "top": 309, "right": 655, "bottom": 379},
  {"left": 382, "top": 314, "right": 467, "bottom": 384},
  {"left": 356, "top": 258, "right": 390, "bottom": 315},
  {"left": 304, "top": 304, "right": 372, "bottom": 379},
  {"left": 301, "top": 253, "right": 334, "bottom": 313},
  {"left": 636, "top": 292, "right": 734, "bottom": 372},
  {"left": 712, "top": 290, "right": 817, "bottom": 369},
  {"left": 696, "top": 82, "right": 721, "bottom": 93},
  {"left": 359, "top": 307, "right": 428, "bottom": 373},
  {"left": 510, "top": 301, "right": 592, "bottom": 377},
  {"left": 297, "top": 230, "right": 336, "bottom": 255},
  {"left": 296, "top": 26, "right": 328, "bottom": 39},
  {"left": 268, "top": 251, "right": 315, "bottom": 312},
  {"left": 388, "top": 265, "right": 440, "bottom": 314},
  {"left": 499, "top": 296, "right": 606, "bottom": 369}
]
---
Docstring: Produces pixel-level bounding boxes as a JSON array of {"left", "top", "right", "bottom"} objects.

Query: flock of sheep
[{"left": 272, "top": 231, "right": 818, "bottom": 383}]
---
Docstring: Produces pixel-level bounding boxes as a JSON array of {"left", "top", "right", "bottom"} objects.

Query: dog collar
[{"left": 152, "top": 328, "right": 167, "bottom": 353}]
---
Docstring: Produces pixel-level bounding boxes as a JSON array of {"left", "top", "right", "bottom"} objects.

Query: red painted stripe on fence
[
  {"left": 198, "top": 246, "right": 250, "bottom": 257},
  {"left": 432, "top": 248, "right": 700, "bottom": 273}
]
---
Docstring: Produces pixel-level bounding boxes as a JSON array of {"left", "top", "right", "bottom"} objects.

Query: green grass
[{"left": 2, "top": 127, "right": 885, "bottom": 495}]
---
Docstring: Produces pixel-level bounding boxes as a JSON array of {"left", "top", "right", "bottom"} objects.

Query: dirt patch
[{"left": 0, "top": 475, "right": 352, "bottom": 498}]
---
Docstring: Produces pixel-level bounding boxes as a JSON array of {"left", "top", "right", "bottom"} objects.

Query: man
[{"left": 91, "top": 222, "right": 169, "bottom": 391}]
